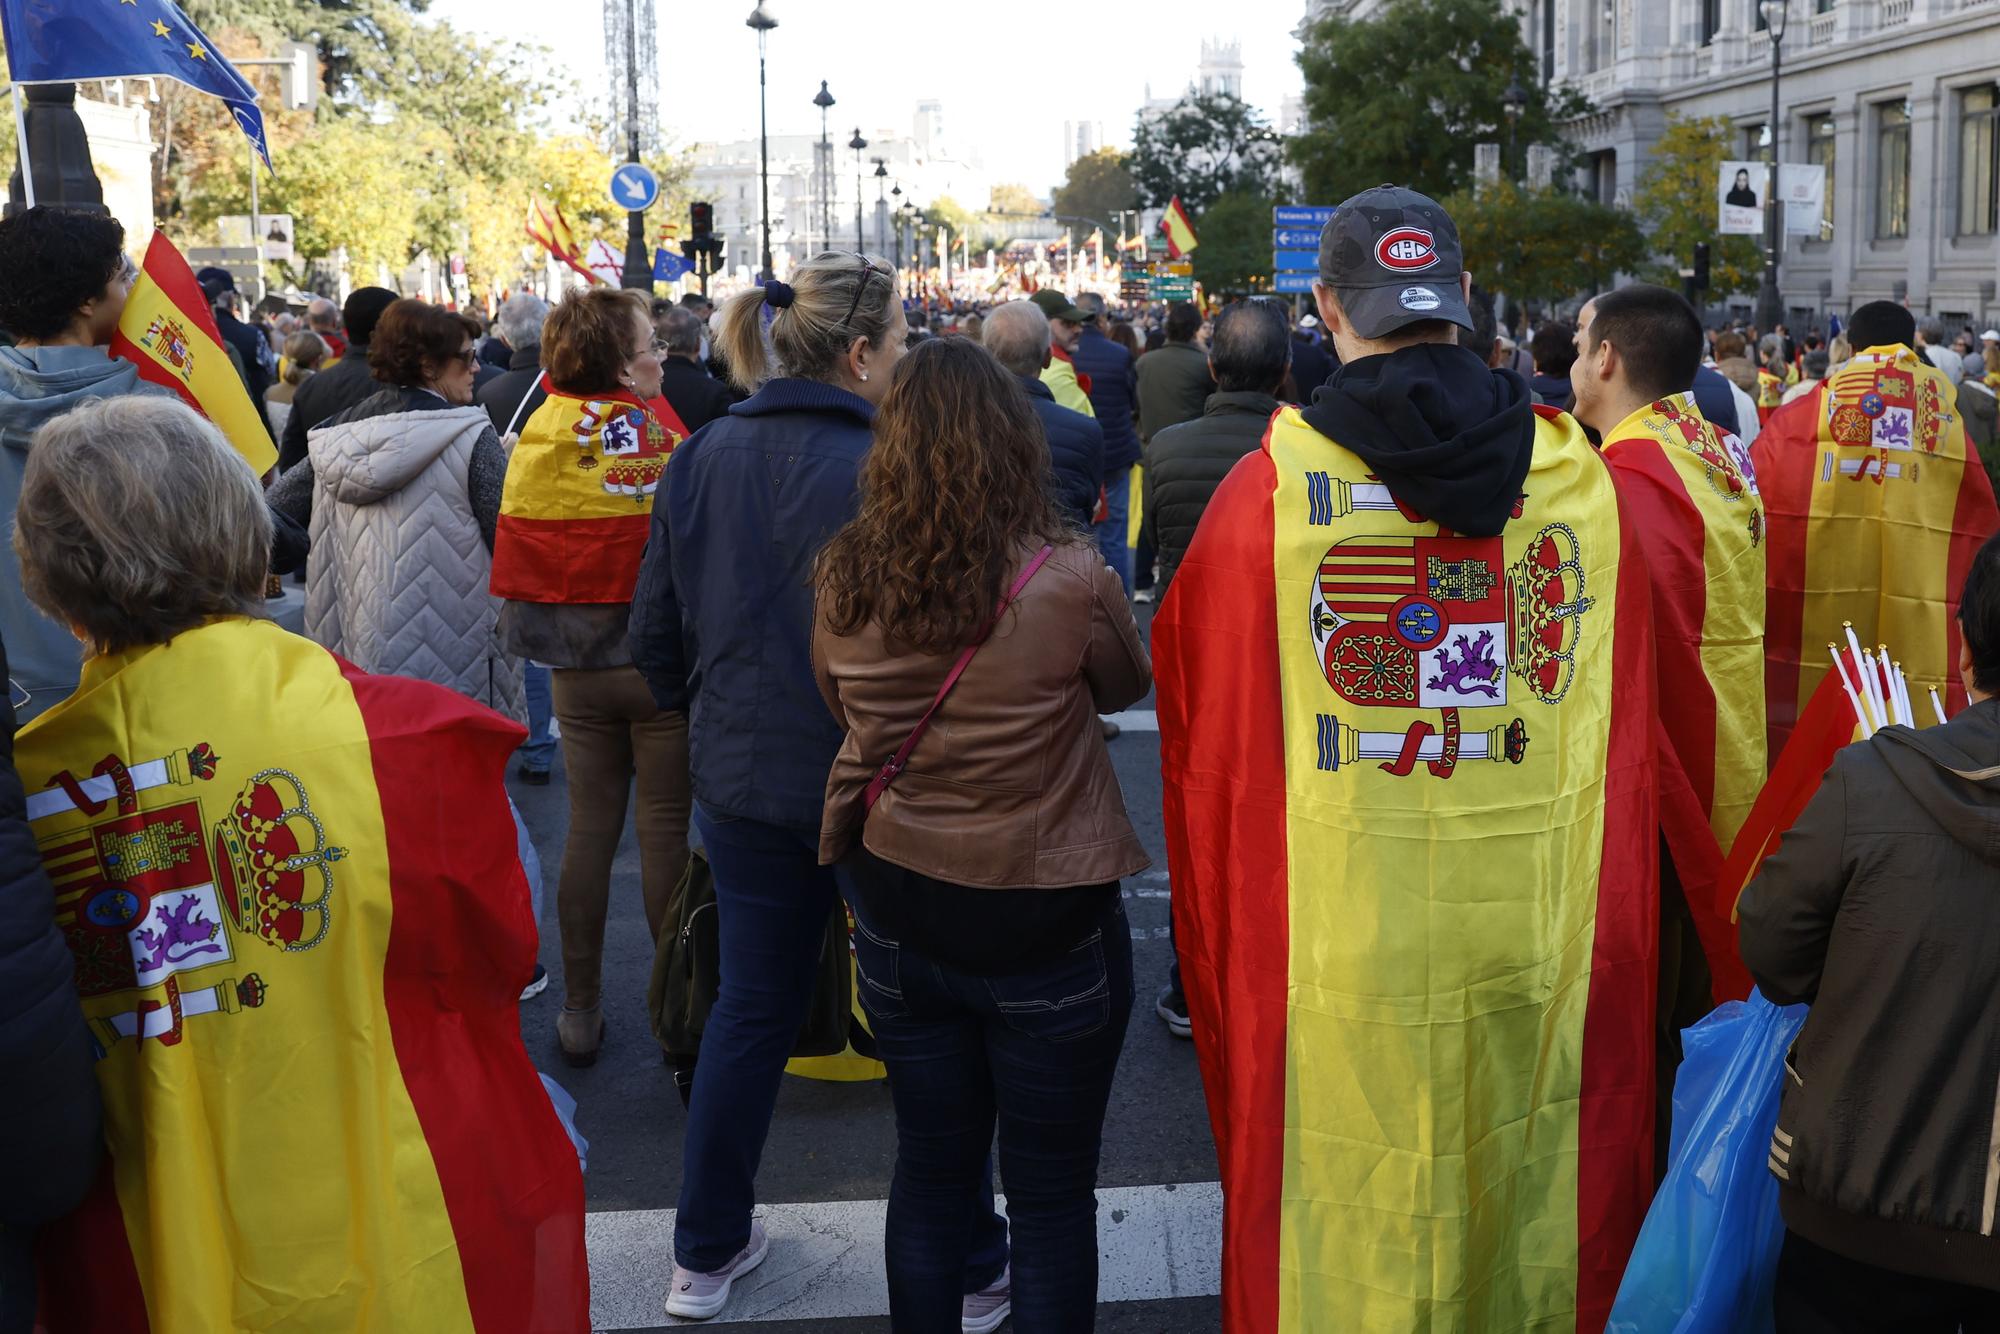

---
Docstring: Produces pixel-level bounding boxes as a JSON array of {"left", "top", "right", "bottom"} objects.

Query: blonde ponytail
[{"left": 714, "top": 251, "right": 899, "bottom": 391}]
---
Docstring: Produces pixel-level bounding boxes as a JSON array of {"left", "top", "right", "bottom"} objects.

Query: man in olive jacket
[
  {"left": 1136, "top": 301, "right": 1213, "bottom": 444},
  {"left": 1738, "top": 530, "right": 2000, "bottom": 1331},
  {"left": 1148, "top": 300, "right": 1289, "bottom": 602}
]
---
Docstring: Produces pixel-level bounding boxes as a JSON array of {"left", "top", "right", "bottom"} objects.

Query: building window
[
  {"left": 1583, "top": 0, "right": 1612, "bottom": 72},
  {"left": 1876, "top": 101, "right": 1910, "bottom": 239},
  {"left": 1961, "top": 84, "right": 1999, "bottom": 236},
  {"left": 1700, "top": 0, "right": 1721, "bottom": 45},
  {"left": 1542, "top": 0, "right": 1556, "bottom": 82},
  {"left": 1806, "top": 112, "right": 1835, "bottom": 240}
]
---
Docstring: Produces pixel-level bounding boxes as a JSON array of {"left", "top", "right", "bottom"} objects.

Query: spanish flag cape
[
  {"left": 1597, "top": 392, "right": 1767, "bottom": 999},
  {"left": 1753, "top": 344, "right": 1999, "bottom": 755},
  {"left": 1156, "top": 403, "right": 1659, "bottom": 1333},
  {"left": 492, "top": 385, "right": 687, "bottom": 604},
  {"left": 1755, "top": 367, "right": 1786, "bottom": 424},
  {"left": 19, "top": 618, "right": 588, "bottom": 1332}
]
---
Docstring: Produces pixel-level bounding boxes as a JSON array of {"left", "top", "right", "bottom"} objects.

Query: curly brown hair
[{"left": 816, "top": 337, "right": 1077, "bottom": 656}]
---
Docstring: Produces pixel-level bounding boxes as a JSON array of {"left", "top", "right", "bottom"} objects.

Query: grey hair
[
  {"left": 1074, "top": 291, "right": 1107, "bottom": 322},
  {"left": 306, "top": 297, "right": 339, "bottom": 330},
  {"left": 983, "top": 301, "right": 1052, "bottom": 378},
  {"left": 497, "top": 293, "right": 550, "bottom": 350},
  {"left": 1918, "top": 317, "right": 1946, "bottom": 344},
  {"left": 658, "top": 305, "right": 705, "bottom": 357},
  {"left": 13, "top": 396, "right": 271, "bottom": 654}
]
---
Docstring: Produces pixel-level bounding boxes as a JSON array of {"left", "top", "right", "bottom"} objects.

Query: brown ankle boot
[{"left": 556, "top": 1006, "right": 603, "bottom": 1067}]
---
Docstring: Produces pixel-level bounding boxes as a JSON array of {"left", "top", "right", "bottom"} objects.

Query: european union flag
[
  {"left": 1, "top": 0, "right": 270, "bottom": 170},
  {"left": 653, "top": 248, "right": 691, "bottom": 283}
]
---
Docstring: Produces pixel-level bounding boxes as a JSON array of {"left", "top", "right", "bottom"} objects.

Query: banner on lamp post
[
  {"left": 1779, "top": 163, "right": 1826, "bottom": 237},
  {"left": 1718, "top": 160, "right": 1766, "bottom": 236}
]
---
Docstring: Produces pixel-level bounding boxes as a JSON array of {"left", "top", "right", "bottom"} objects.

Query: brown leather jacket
[{"left": 814, "top": 539, "right": 1152, "bottom": 888}]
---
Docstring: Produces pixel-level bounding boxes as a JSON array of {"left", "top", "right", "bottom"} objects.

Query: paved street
[{"left": 508, "top": 608, "right": 1224, "bottom": 1332}]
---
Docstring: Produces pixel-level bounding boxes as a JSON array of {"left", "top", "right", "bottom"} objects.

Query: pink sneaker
[
  {"left": 961, "top": 1264, "right": 1012, "bottom": 1334},
  {"left": 663, "top": 1220, "right": 770, "bottom": 1320}
]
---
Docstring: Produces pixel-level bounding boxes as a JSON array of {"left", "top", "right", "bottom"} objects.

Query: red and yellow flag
[
  {"left": 109, "top": 232, "right": 275, "bottom": 475},
  {"left": 1159, "top": 196, "right": 1198, "bottom": 259},
  {"left": 1598, "top": 392, "right": 1767, "bottom": 1000},
  {"left": 1156, "top": 403, "right": 1658, "bottom": 1333},
  {"left": 1753, "top": 345, "right": 1999, "bottom": 755},
  {"left": 526, "top": 197, "right": 593, "bottom": 282},
  {"left": 19, "top": 618, "right": 588, "bottom": 1333},
  {"left": 1755, "top": 367, "right": 1785, "bottom": 424},
  {"left": 492, "top": 386, "right": 686, "bottom": 604}
]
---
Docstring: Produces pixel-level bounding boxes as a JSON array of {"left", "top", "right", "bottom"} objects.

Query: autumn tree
[
  {"left": 1446, "top": 182, "right": 1648, "bottom": 306},
  {"left": 1633, "top": 114, "right": 1764, "bottom": 299},
  {"left": 1128, "top": 93, "right": 1282, "bottom": 217},
  {"left": 1051, "top": 149, "right": 1138, "bottom": 231},
  {"left": 988, "top": 182, "right": 1043, "bottom": 217}
]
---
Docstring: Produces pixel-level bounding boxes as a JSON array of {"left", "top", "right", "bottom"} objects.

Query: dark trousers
[
  {"left": 674, "top": 808, "right": 1006, "bottom": 1286},
  {"left": 850, "top": 890, "right": 1134, "bottom": 1333},
  {"left": 1776, "top": 1230, "right": 2000, "bottom": 1333}
]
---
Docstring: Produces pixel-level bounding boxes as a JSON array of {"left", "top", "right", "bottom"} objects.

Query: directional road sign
[
  {"left": 1273, "top": 228, "right": 1322, "bottom": 248},
  {"left": 609, "top": 162, "right": 660, "bottom": 212},
  {"left": 1272, "top": 249, "right": 1320, "bottom": 272},
  {"left": 1273, "top": 205, "right": 1337, "bottom": 226},
  {"left": 1274, "top": 273, "right": 1317, "bottom": 294}
]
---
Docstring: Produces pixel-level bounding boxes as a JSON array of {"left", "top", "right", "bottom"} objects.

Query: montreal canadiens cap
[{"left": 1316, "top": 185, "right": 1472, "bottom": 340}]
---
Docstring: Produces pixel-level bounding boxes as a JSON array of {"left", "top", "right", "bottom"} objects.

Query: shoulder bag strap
[{"left": 862, "top": 544, "right": 1056, "bottom": 812}]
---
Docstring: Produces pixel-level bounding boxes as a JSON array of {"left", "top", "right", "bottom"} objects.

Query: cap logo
[
  {"left": 1399, "top": 287, "right": 1442, "bottom": 312},
  {"left": 1377, "top": 227, "right": 1438, "bottom": 272}
]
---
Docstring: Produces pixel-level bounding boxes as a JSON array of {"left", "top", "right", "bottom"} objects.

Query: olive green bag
[{"left": 648, "top": 850, "right": 852, "bottom": 1059}]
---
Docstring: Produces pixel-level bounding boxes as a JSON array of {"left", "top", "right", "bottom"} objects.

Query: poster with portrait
[{"left": 1718, "top": 161, "right": 1764, "bottom": 236}]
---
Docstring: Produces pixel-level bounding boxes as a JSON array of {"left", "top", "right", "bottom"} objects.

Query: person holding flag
[
  {"left": 1753, "top": 300, "right": 2000, "bottom": 755},
  {"left": 1155, "top": 186, "right": 1660, "bottom": 1333}
]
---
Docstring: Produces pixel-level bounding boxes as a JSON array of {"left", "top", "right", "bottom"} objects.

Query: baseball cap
[
  {"left": 195, "top": 265, "right": 236, "bottom": 295},
  {"left": 1030, "top": 288, "right": 1090, "bottom": 324},
  {"left": 1982, "top": 329, "right": 2000, "bottom": 342},
  {"left": 1316, "top": 185, "right": 1472, "bottom": 340}
]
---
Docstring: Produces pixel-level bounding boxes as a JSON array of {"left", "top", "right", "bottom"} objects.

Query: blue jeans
[
  {"left": 850, "top": 890, "right": 1134, "bottom": 1333},
  {"left": 517, "top": 661, "right": 555, "bottom": 774},
  {"left": 1094, "top": 468, "right": 1132, "bottom": 594},
  {"left": 674, "top": 806, "right": 1006, "bottom": 1287},
  {"left": 508, "top": 796, "right": 542, "bottom": 951}
]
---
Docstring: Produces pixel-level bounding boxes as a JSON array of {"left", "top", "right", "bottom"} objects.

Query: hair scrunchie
[{"left": 762, "top": 280, "right": 795, "bottom": 310}]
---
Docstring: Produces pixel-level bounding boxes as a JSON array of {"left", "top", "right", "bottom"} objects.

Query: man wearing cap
[
  {"left": 1028, "top": 288, "right": 1095, "bottom": 417},
  {"left": 196, "top": 266, "right": 274, "bottom": 417},
  {"left": 1154, "top": 185, "right": 1660, "bottom": 1333},
  {"left": 1071, "top": 291, "right": 1144, "bottom": 592}
]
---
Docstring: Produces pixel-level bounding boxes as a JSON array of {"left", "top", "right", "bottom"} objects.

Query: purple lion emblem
[
  {"left": 132, "top": 894, "right": 224, "bottom": 973},
  {"left": 1427, "top": 630, "right": 1503, "bottom": 699}
]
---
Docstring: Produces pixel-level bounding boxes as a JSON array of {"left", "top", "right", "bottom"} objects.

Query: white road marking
[
  {"left": 1103, "top": 710, "right": 1159, "bottom": 732},
  {"left": 586, "top": 1180, "right": 1222, "bottom": 1327}
]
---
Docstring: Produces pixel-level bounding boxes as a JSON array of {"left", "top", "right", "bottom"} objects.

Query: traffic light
[
  {"left": 690, "top": 201, "right": 714, "bottom": 243},
  {"left": 1692, "top": 242, "right": 1711, "bottom": 292}
]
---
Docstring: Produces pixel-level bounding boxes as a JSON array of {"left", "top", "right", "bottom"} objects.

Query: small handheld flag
[
  {"left": 1159, "top": 196, "right": 1199, "bottom": 259},
  {"left": 110, "top": 232, "right": 276, "bottom": 474},
  {"left": 525, "top": 197, "right": 593, "bottom": 282}
]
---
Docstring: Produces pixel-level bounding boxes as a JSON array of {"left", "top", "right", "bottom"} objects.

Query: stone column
[
  {"left": 1905, "top": 74, "right": 1941, "bottom": 312},
  {"left": 1826, "top": 94, "right": 1862, "bottom": 311}
]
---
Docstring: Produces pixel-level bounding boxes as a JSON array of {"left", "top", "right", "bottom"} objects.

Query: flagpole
[{"left": 9, "top": 83, "right": 34, "bottom": 209}]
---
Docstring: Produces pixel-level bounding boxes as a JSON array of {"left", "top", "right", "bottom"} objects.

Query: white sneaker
[
  {"left": 1133, "top": 586, "right": 1155, "bottom": 604},
  {"left": 519, "top": 963, "right": 548, "bottom": 1002},
  {"left": 962, "top": 1264, "right": 1012, "bottom": 1334},
  {"left": 664, "top": 1220, "right": 770, "bottom": 1319}
]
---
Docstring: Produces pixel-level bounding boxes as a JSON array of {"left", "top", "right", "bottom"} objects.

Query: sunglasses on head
[{"left": 841, "top": 253, "right": 890, "bottom": 331}]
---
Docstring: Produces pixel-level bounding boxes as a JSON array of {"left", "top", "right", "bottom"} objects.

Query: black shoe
[
  {"left": 1155, "top": 984, "right": 1192, "bottom": 1039},
  {"left": 516, "top": 765, "right": 551, "bottom": 785},
  {"left": 1100, "top": 718, "right": 1122, "bottom": 740}
]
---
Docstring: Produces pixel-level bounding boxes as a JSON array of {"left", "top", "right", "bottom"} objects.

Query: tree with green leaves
[
  {"left": 1447, "top": 181, "right": 1648, "bottom": 306},
  {"left": 1051, "top": 149, "right": 1137, "bottom": 232},
  {"left": 1292, "top": 0, "right": 1589, "bottom": 205},
  {"left": 1190, "top": 191, "right": 1277, "bottom": 296},
  {"left": 1633, "top": 115, "right": 1764, "bottom": 299},
  {"left": 988, "top": 182, "right": 1043, "bottom": 217},
  {"left": 1128, "top": 92, "right": 1282, "bottom": 217}
]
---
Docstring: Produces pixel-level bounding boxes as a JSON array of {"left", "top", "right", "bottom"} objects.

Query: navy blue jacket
[
  {"left": 1071, "top": 325, "right": 1142, "bottom": 474},
  {"left": 1692, "top": 364, "right": 1742, "bottom": 437},
  {"left": 629, "top": 379, "right": 873, "bottom": 831},
  {"left": 1019, "top": 374, "right": 1105, "bottom": 529}
]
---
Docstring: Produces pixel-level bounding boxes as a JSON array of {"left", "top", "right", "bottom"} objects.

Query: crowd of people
[{"left": 1, "top": 178, "right": 1998, "bottom": 1334}]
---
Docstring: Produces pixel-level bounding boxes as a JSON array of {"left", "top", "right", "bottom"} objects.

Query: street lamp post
[
  {"left": 848, "top": 128, "right": 868, "bottom": 251},
  {"left": 618, "top": 0, "right": 652, "bottom": 288},
  {"left": 813, "top": 80, "right": 835, "bottom": 258},
  {"left": 746, "top": 2, "right": 778, "bottom": 284},
  {"left": 1501, "top": 77, "right": 1526, "bottom": 181},
  {"left": 871, "top": 158, "right": 888, "bottom": 253},
  {"left": 1755, "top": 0, "right": 1790, "bottom": 332},
  {"left": 891, "top": 184, "right": 905, "bottom": 272}
]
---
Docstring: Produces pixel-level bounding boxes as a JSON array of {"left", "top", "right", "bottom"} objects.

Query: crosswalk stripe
[
  {"left": 586, "top": 1180, "right": 1222, "bottom": 1327},
  {"left": 1103, "top": 709, "right": 1159, "bottom": 732}
]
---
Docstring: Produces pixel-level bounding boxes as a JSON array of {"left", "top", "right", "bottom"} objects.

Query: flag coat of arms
[
  {"left": 1753, "top": 345, "right": 2000, "bottom": 754},
  {"left": 1155, "top": 403, "right": 1659, "bottom": 1333},
  {"left": 109, "top": 232, "right": 276, "bottom": 474},
  {"left": 1598, "top": 393, "right": 1767, "bottom": 997},
  {"left": 19, "top": 618, "right": 589, "bottom": 1332},
  {"left": 492, "top": 387, "right": 686, "bottom": 604}
]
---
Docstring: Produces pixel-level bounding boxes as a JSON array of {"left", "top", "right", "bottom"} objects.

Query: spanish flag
[
  {"left": 1598, "top": 392, "right": 1767, "bottom": 1000},
  {"left": 1753, "top": 345, "right": 1999, "bottom": 755},
  {"left": 19, "top": 617, "right": 589, "bottom": 1332},
  {"left": 492, "top": 386, "right": 687, "bottom": 604},
  {"left": 1156, "top": 404, "right": 1658, "bottom": 1332},
  {"left": 526, "top": 197, "right": 593, "bottom": 282},
  {"left": 109, "top": 232, "right": 275, "bottom": 474},
  {"left": 1159, "top": 195, "right": 1198, "bottom": 259}
]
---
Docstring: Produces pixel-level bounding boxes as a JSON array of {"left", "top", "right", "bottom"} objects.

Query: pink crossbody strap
[{"left": 862, "top": 544, "right": 1056, "bottom": 813}]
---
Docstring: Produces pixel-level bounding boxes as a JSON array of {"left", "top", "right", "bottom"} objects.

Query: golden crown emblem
[
  {"left": 1508, "top": 523, "right": 1594, "bottom": 705},
  {"left": 211, "top": 768, "right": 345, "bottom": 952}
]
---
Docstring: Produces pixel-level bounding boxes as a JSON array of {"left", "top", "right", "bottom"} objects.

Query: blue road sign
[
  {"left": 1273, "top": 205, "right": 1337, "bottom": 226},
  {"left": 1272, "top": 249, "right": 1320, "bottom": 271},
  {"left": 609, "top": 162, "right": 660, "bottom": 212},
  {"left": 1273, "top": 228, "right": 1322, "bottom": 247},
  {"left": 1274, "top": 273, "right": 1317, "bottom": 294}
]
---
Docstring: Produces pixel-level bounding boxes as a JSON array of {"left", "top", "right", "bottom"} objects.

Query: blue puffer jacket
[
  {"left": 629, "top": 379, "right": 873, "bottom": 831},
  {"left": 1019, "top": 374, "right": 1105, "bottom": 529},
  {"left": 1071, "top": 325, "right": 1141, "bottom": 474}
]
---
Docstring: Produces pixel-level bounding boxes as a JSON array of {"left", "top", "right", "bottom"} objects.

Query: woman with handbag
[{"left": 813, "top": 336, "right": 1152, "bottom": 1333}]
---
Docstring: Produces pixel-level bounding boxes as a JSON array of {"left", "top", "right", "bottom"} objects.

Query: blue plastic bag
[{"left": 1606, "top": 989, "right": 1808, "bottom": 1334}]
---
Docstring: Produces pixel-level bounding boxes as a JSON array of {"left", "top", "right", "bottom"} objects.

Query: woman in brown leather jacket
[{"left": 814, "top": 336, "right": 1151, "bottom": 1333}]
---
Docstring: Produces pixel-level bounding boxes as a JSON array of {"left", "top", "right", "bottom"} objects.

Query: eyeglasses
[
  {"left": 841, "top": 253, "right": 890, "bottom": 332},
  {"left": 453, "top": 346, "right": 477, "bottom": 366}
]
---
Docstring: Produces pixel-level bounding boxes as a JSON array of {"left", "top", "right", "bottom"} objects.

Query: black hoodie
[{"left": 1301, "top": 342, "right": 1536, "bottom": 538}]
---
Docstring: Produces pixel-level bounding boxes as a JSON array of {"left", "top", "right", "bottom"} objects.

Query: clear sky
[{"left": 427, "top": 0, "right": 1310, "bottom": 195}]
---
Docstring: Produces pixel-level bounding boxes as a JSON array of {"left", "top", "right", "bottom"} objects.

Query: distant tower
[
  {"left": 1198, "top": 38, "right": 1244, "bottom": 100},
  {"left": 1063, "top": 119, "right": 1104, "bottom": 169},
  {"left": 913, "top": 99, "right": 945, "bottom": 156}
]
